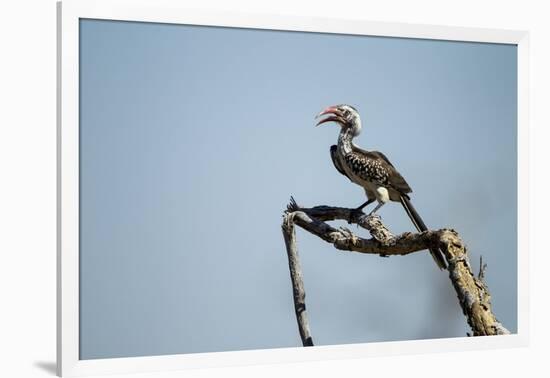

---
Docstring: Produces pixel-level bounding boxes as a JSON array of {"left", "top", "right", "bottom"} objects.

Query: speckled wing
[
  {"left": 330, "top": 145, "right": 352, "bottom": 182},
  {"left": 346, "top": 147, "right": 413, "bottom": 195}
]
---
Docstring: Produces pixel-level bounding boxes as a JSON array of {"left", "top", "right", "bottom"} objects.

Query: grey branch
[
  {"left": 282, "top": 213, "right": 314, "bottom": 346},
  {"left": 282, "top": 197, "right": 509, "bottom": 345}
]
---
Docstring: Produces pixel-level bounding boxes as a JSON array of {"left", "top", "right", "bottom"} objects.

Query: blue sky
[{"left": 79, "top": 19, "right": 517, "bottom": 359}]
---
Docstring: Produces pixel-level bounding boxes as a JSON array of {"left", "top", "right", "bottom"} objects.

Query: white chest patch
[{"left": 376, "top": 186, "right": 390, "bottom": 203}]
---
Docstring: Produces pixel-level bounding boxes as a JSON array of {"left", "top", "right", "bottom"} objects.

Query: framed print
[{"left": 57, "top": 0, "right": 529, "bottom": 376}]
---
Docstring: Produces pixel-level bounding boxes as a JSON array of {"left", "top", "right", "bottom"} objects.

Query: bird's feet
[{"left": 348, "top": 207, "right": 366, "bottom": 224}]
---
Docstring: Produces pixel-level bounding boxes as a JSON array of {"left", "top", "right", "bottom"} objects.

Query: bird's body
[
  {"left": 317, "top": 104, "right": 447, "bottom": 270},
  {"left": 331, "top": 142, "right": 411, "bottom": 204}
]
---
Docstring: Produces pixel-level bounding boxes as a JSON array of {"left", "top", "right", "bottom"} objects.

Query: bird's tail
[{"left": 400, "top": 196, "right": 447, "bottom": 270}]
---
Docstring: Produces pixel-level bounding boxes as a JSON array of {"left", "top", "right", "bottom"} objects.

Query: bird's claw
[{"left": 348, "top": 208, "right": 365, "bottom": 224}]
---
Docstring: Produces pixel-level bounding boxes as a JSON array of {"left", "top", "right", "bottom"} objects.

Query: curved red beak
[{"left": 315, "top": 106, "right": 346, "bottom": 126}]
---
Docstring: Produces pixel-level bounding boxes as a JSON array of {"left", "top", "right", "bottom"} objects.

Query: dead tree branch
[
  {"left": 282, "top": 213, "right": 314, "bottom": 346},
  {"left": 281, "top": 197, "right": 509, "bottom": 345}
]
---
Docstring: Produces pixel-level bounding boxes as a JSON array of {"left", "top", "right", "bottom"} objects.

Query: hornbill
[{"left": 316, "top": 104, "right": 447, "bottom": 270}]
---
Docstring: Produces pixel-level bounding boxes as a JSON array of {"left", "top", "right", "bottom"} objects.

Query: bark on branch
[{"left": 281, "top": 197, "right": 509, "bottom": 346}]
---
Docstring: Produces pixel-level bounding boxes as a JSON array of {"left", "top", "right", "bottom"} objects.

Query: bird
[{"left": 315, "top": 104, "right": 447, "bottom": 270}]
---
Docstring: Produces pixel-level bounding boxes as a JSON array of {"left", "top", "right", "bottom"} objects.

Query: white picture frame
[{"left": 57, "top": 0, "right": 529, "bottom": 376}]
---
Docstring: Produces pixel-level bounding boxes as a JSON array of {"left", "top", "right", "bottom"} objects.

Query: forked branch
[{"left": 281, "top": 197, "right": 509, "bottom": 346}]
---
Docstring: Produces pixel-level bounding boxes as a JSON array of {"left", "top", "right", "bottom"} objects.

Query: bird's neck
[{"left": 337, "top": 128, "right": 354, "bottom": 155}]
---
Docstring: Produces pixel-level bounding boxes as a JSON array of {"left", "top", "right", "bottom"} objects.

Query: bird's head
[{"left": 315, "top": 104, "right": 362, "bottom": 136}]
